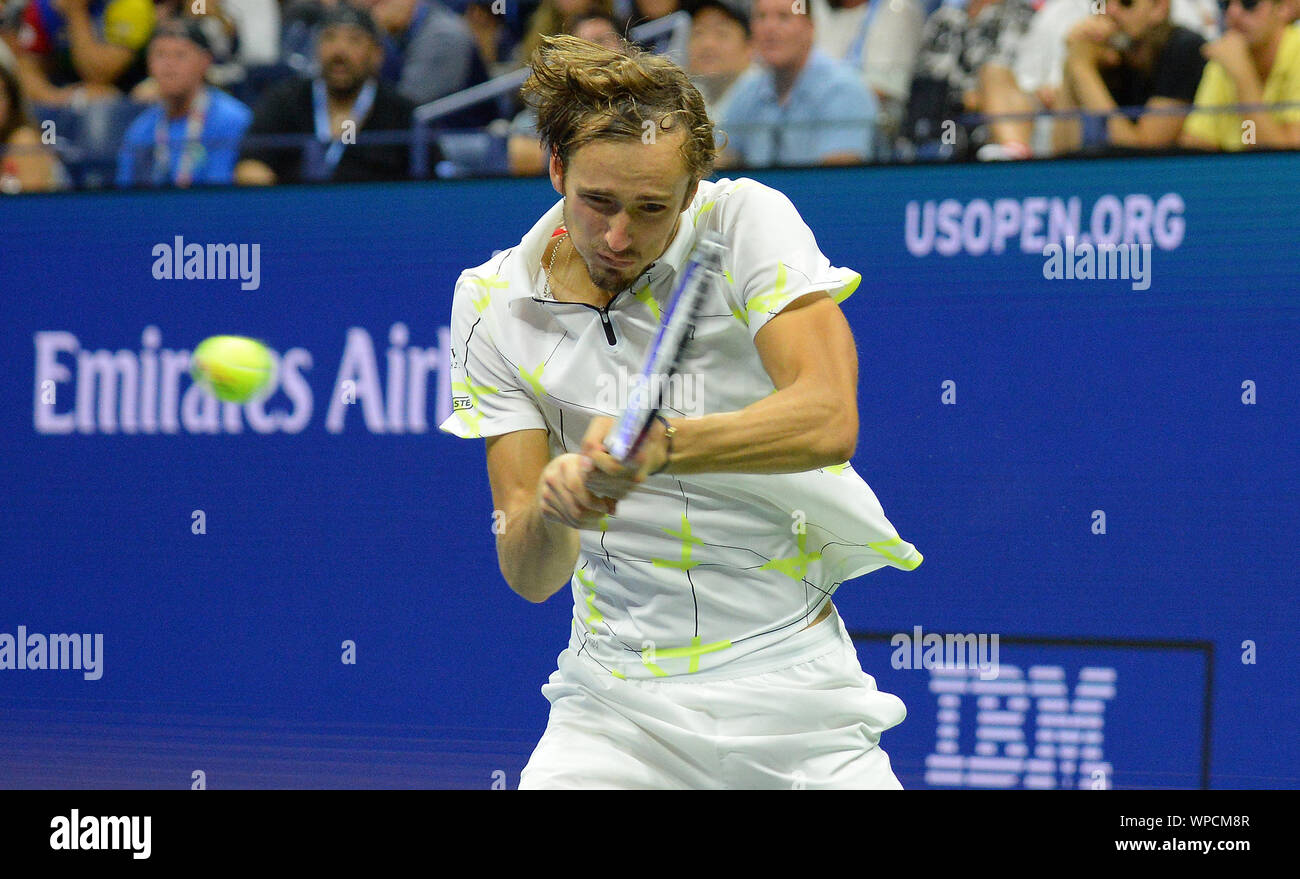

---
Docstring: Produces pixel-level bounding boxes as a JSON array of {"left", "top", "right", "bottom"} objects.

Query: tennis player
[{"left": 439, "top": 35, "right": 923, "bottom": 789}]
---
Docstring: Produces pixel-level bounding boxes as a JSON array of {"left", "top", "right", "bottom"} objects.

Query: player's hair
[{"left": 520, "top": 34, "right": 719, "bottom": 183}]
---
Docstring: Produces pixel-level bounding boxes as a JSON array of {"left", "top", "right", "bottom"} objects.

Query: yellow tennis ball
[{"left": 190, "top": 335, "right": 274, "bottom": 403}]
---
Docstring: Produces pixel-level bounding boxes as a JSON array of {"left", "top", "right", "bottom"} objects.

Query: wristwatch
[{"left": 651, "top": 415, "right": 675, "bottom": 475}]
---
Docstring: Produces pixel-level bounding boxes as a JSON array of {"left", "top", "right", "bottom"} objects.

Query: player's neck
[{"left": 543, "top": 234, "right": 616, "bottom": 308}]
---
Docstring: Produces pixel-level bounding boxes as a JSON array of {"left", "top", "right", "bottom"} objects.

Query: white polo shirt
[{"left": 439, "top": 177, "right": 922, "bottom": 680}]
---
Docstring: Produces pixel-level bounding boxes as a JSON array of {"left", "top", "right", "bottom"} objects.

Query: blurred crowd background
[{"left": 1, "top": 0, "right": 1296, "bottom": 191}]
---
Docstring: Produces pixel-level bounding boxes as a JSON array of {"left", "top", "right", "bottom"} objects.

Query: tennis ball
[{"left": 190, "top": 335, "right": 274, "bottom": 403}]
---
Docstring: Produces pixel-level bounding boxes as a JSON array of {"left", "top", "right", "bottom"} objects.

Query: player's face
[{"left": 552, "top": 128, "right": 699, "bottom": 293}]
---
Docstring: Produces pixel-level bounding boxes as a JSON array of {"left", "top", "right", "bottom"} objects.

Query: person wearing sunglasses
[
  {"left": 1181, "top": 0, "right": 1300, "bottom": 149},
  {"left": 1054, "top": 0, "right": 1209, "bottom": 151},
  {"left": 966, "top": 0, "right": 1220, "bottom": 159}
]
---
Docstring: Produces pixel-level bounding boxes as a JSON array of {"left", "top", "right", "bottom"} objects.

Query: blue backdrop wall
[{"left": 2, "top": 153, "right": 1296, "bottom": 789}]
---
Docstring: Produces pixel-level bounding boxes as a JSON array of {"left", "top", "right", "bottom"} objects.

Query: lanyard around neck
[
  {"left": 153, "top": 87, "right": 210, "bottom": 187},
  {"left": 312, "top": 78, "right": 378, "bottom": 179}
]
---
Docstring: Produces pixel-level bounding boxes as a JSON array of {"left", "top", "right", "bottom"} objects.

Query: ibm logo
[{"left": 924, "top": 665, "right": 1116, "bottom": 789}]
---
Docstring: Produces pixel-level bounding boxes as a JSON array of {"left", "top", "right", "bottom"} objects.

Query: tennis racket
[{"left": 603, "top": 231, "right": 728, "bottom": 464}]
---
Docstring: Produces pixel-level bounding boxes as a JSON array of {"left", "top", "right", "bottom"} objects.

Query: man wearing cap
[
  {"left": 235, "top": 2, "right": 436, "bottom": 184},
  {"left": 116, "top": 20, "right": 252, "bottom": 187}
]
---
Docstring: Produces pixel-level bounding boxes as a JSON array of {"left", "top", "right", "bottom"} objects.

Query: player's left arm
[{"left": 582, "top": 291, "right": 859, "bottom": 479}]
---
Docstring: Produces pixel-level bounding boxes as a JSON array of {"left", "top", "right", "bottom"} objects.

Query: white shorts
[{"left": 519, "top": 607, "right": 907, "bottom": 789}]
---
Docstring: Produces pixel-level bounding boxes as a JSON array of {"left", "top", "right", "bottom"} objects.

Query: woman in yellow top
[{"left": 1181, "top": 0, "right": 1300, "bottom": 150}]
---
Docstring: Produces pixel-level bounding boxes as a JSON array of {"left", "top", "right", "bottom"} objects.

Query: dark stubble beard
[
  {"left": 324, "top": 60, "right": 365, "bottom": 101},
  {"left": 589, "top": 262, "right": 634, "bottom": 293}
]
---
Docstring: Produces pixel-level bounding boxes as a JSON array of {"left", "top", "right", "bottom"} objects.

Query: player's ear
[
  {"left": 548, "top": 149, "right": 565, "bottom": 196},
  {"left": 681, "top": 177, "right": 701, "bottom": 213}
]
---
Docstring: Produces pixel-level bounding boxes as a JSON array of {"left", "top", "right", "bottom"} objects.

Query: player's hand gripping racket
[{"left": 603, "top": 232, "right": 728, "bottom": 465}]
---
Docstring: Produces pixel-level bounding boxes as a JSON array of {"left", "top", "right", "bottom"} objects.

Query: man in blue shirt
[
  {"left": 718, "top": 0, "right": 877, "bottom": 167},
  {"left": 116, "top": 19, "right": 251, "bottom": 187}
]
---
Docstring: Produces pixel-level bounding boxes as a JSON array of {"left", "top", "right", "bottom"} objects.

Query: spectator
[
  {"left": 810, "top": 0, "right": 926, "bottom": 141},
  {"left": 901, "top": 0, "right": 1036, "bottom": 159},
  {"left": 116, "top": 19, "right": 252, "bottom": 187},
  {"left": 517, "top": 0, "right": 616, "bottom": 66},
  {"left": 1177, "top": 0, "right": 1225, "bottom": 38},
  {"left": 235, "top": 3, "right": 436, "bottom": 183},
  {"left": 976, "top": 0, "right": 1221, "bottom": 157},
  {"left": 508, "top": 10, "right": 621, "bottom": 174},
  {"left": 1054, "top": 0, "right": 1207, "bottom": 152},
  {"left": 133, "top": 1, "right": 243, "bottom": 97},
  {"left": 14, "top": 0, "right": 156, "bottom": 104},
  {"left": 220, "top": 0, "right": 281, "bottom": 66},
  {"left": 1012, "top": 1, "right": 1101, "bottom": 127},
  {"left": 1, "top": 41, "right": 66, "bottom": 190},
  {"left": 622, "top": 0, "right": 681, "bottom": 54},
  {"left": 1181, "top": 0, "right": 1300, "bottom": 150},
  {"left": 156, "top": 1, "right": 282, "bottom": 86},
  {"left": 686, "top": 0, "right": 752, "bottom": 123},
  {"left": 458, "top": 0, "right": 520, "bottom": 76},
  {"left": 570, "top": 10, "right": 623, "bottom": 45},
  {"left": 718, "top": 0, "right": 878, "bottom": 167},
  {"left": 281, "top": 0, "right": 341, "bottom": 71},
  {"left": 362, "top": 0, "right": 494, "bottom": 126}
]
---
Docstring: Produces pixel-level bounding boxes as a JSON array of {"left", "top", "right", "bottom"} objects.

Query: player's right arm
[{"left": 486, "top": 429, "right": 615, "bottom": 603}]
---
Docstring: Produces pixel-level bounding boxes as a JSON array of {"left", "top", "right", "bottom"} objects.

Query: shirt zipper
[
  {"left": 532, "top": 289, "right": 628, "bottom": 347},
  {"left": 594, "top": 304, "right": 617, "bottom": 345}
]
